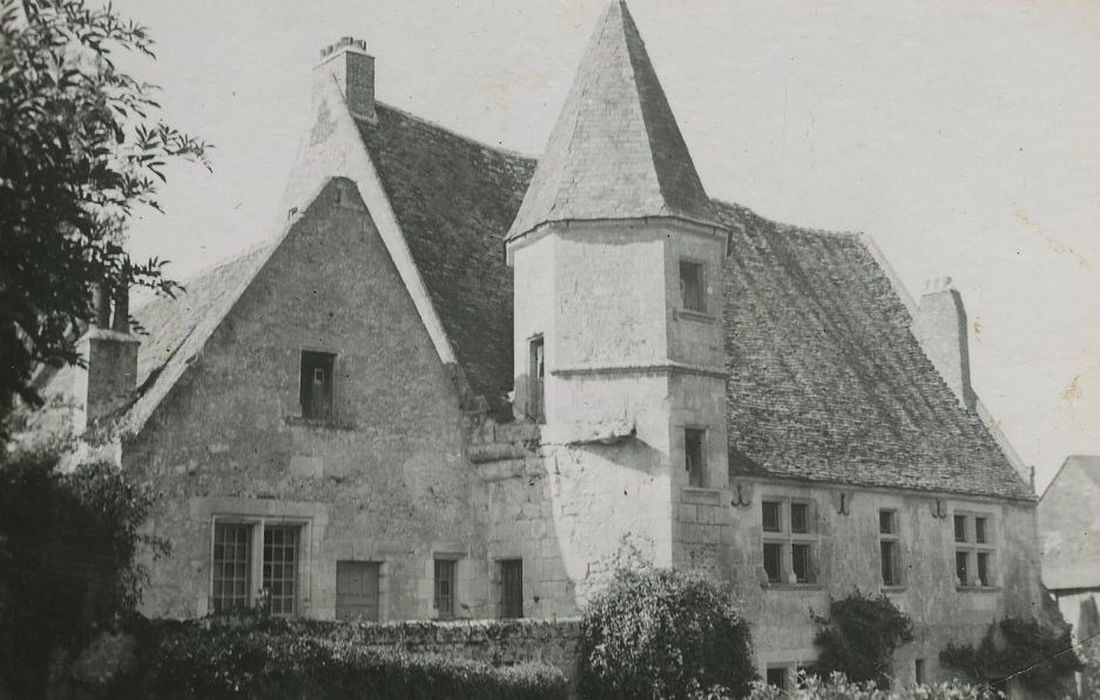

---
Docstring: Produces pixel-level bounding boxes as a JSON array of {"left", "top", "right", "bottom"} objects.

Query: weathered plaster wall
[
  {"left": 126, "top": 178, "right": 490, "bottom": 621},
  {"left": 715, "top": 478, "right": 1044, "bottom": 685}
]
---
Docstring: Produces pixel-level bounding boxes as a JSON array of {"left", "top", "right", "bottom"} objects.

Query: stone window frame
[
  {"left": 879, "top": 508, "right": 904, "bottom": 589},
  {"left": 433, "top": 555, "right": 461, "bottom": 620},
  {"left": 953, "top": 511, "right": 997, "bottom": 590},
  {"left": 678, "top": 257, "right": 708, "bottom": 315},
  {"left": 497, "top": 558, "right": 524, "bottom": 619},
  {"left": 297, "top": 347, "right": 339, "bottom": 423},
  {"left": 761, "top": 497, "right": 818, "bottom": 586},
  {"left": 209, "top": 515, "right": 312, "bottom": 617},
  {"left": 683, "top": 425, "right": 707, "bottom": 487}
]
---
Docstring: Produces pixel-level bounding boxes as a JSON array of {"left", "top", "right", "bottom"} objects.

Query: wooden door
[{"left": 335, "top": 561, "right": 380, "bottom": 621}]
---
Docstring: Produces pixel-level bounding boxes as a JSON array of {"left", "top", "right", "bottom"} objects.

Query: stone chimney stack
[
  {"left": 74, "top": 279, "right": 140, "bottom": 432},
  {"left": 313, "top": 36, "right": 376, "bottom": 122},
  {"left": 912, "top": 277, "right": 976, "bottom": 409}
]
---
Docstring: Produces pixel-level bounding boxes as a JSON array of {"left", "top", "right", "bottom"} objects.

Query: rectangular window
[
  {"left": 763, "top": 542, "right": 783, "bottom": 583},
  {"left": 500, "top": 559, "right": 523, "bottom": 619},
  {"left": 336, "top": 561, "right": 381, "bottom": 621},
  {"left": 528, "top": 336, "right": 545, "bottom": 423},
  {"left": 434, "top": 559, "right": 456, "bottom": 619},
  {"left": 953, "top": 514, "right": 967, "bottom": 543},
  {"left": 300, "top": 350, "right": 335, "bottom": 421},
  {"left": 263, "top": 526, "right": 299, "bottom": 616},
  {"left": 761, "top": 499, "right": 817, "bottom": 585},
  {"left": 954, "top": 512, "right": 996, "bottom": 588},
  {"left": 684, "top": 428, "right": 706, "bottom": 487},
  {"left": 879, "top": 509, "right": 902, "bottom": 587},
  {"left": 915, "top": 659, "right": 926, "bottom": 685},
  {"left": 212, "top": 523, "right": 252, "bottom": 614},
  {"left": 766, "top": 666, "right": 788, "bottom": 689},
  {"left": 211, "top": 520, "right": 304, "bottom": 616},
  {"left": 679, "top": 260, "right": 706, "bottom": 313},
  {"left": 762, "top": 501, "right": 782, "bottom": 533},
  {"left": 791, "top": 543, "right": 813, "bottom": 583}
]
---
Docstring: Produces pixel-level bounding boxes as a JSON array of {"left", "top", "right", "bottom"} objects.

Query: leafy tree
[
  {"left": 0, "top": 448, "right": 167, "bottom": 697},
  {"left": 0, "top": 0, "right": 209, "bottom": 425}
]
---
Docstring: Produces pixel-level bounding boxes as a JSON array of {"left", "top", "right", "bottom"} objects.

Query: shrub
[
  {"left": 0, "top": 449, "right": 165, "bottom": 697},
  {"left": 577, "top": 567, "right": 755, "bottom": 699},
  {"left": 745, "top": 671, "right": 1001, "bottom": 699},
  {"left": 111, "top": 617, "right": 568, "bottom": 700},
  {"left": 812, "top": 591, "right": 914, "bottom": 688},
  {"left": 940, "top": 617, "right": 1082, "bottom": 693}
]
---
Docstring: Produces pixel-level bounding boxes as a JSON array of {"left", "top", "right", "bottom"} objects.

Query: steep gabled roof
[
  {"left": 1039, "top": 455, "right": 1100, "bottom": 590},
  {"left": 507, "top": 0, "right": 720, "bottom": 240},
  {"left": 357, "top": 105, "right": 535, "bottom": 406},
  {"left": 716, "top": 201, "right": 1034, "bottom": 501}
]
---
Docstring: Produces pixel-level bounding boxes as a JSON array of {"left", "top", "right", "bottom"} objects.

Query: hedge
[{"left": 108, "top": 618, "right": 568, "bottom": 700}]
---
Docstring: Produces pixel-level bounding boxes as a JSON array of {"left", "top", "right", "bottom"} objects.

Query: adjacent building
[{"left": 23, "top": 1, "right": 1057, "bottom": 688}]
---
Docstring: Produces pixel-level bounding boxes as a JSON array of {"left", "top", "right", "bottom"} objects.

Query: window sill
[
  {"left": 681, "top": 486, "right": 723, "bottom": 504},
  {"left": 285, "top": 415, "right": 356, "bottom": 431},
  {"left": 676, "top": 308, "right": 716, "bottom": 324},
  {"left": 882, "top": 585, "right": 908, "bottom": 594},
  {"left": 763, "top": 582, "right": 824, "bottom": 592},
  {"left": 956, "top": 585, "right": 1001, "bottom": 593}
]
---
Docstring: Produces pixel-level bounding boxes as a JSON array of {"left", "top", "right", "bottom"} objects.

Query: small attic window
[
  {"left": 300, "top": 350, "right": 335, "bottom": 421},
  {"left": 679, "top": 260, "right": 705, "bottom": 313}
]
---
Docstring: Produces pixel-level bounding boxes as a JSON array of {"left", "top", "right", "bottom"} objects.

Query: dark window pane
[
  {"left": 679, "top": 261, "right": 705, "bottom": 313},
  {"left": 766, "top": 667, "right": 787, "bottom": 689},
  {"left": 500, "top": 559, "right": 523, "bottom": 619},
  {"left": 762, "top": 501, "right": 781, "bottom": 533},
  {"left": 881, "top": 540, "right": 899, "bottom": 586},
  {"left": 915, "top": 659, "right": 926, "bottom": 685},
  {"left": 763, "top": 543, "right": 782, "bottom": 583},
  {"left": 879, "top": 510, "right": 896, "bottom": 535},
  {"left": 976, "top": 552, "right": 991, "bottom": 587},
  {"left": 685, "top": 428, "right": 705, "bottom": 487},
  {"left": 792, "top": 543, "right": 813, "bottom": 583},
  {"left": 954, "top": 515, "right": 968, "bottom": 543},
  {"left": 974, "top": 517, "right": 987, "bottom": 544},
  {"left": 300, "top": 351, "right": 335, "bottom": 421},
  {"left": 955, "top": 551, "right": 969, "bottom": 586},
  {"left": 790, "top": 503, "right": 809, "bottom": 534}
]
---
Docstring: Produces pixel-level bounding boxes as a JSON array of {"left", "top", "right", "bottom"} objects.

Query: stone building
[
  {"left": 1039, "top": 456, "right": 1100, "bottom": 638},
  {"left": 26, "top": 1, "right": 1055, "bottom": 688}
]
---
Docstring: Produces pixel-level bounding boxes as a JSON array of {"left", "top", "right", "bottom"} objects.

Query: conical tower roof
[{"left": 507, "top": 0, "right": 722, "bottom": 241}]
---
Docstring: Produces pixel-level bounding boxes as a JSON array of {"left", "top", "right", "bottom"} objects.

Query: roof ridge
[{"left": 371, "top": 101, "right": 537, "bottom": 163}]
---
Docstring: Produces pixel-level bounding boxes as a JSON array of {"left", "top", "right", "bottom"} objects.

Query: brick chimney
[
  {"left": 912, "top": 277, "right": 976, "bottom": 409},
  {"left": 313, "top": 36, "right": 376, "bottom": 122},
  {"left": 74, "top": 278, "right": 140, "bottom": 432}
]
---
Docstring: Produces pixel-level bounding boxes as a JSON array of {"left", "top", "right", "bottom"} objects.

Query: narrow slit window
[
  {"left": 528, "top": 336, "right": 545, "bottom": 423},
  {"left": 684, "top": 428, "right": 706, "bottom": 487},
  {"left": 300, "top": 351, "right": 336, "bottom": 421}
]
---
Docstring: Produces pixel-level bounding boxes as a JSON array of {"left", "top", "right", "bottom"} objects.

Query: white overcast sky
[{"left": 110, "top": 0, "right": 1099, "bottom": 492}]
